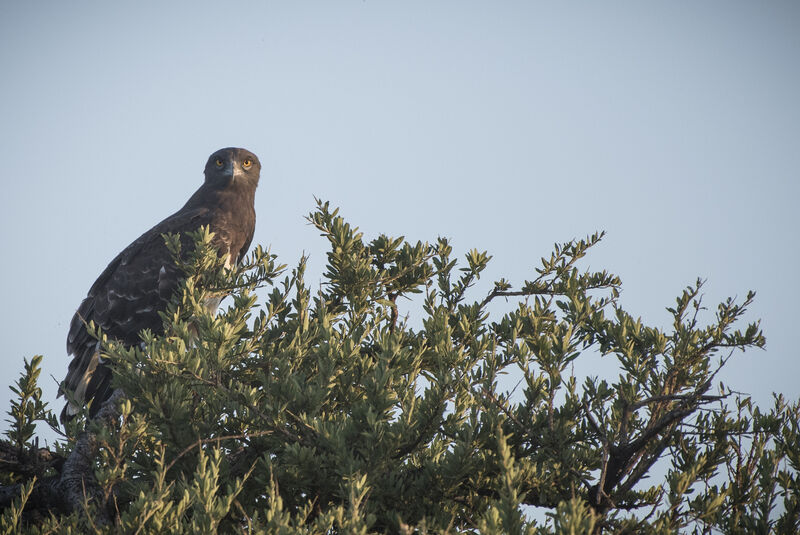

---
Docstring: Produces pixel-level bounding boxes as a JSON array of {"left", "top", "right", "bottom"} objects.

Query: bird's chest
[{"left": 209, "top": 208, "right": 252, "bottom": 258}]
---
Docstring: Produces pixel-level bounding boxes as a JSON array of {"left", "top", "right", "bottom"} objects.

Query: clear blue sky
[{"left": 1, "top": 1, "right": 798, "bottom": 436}]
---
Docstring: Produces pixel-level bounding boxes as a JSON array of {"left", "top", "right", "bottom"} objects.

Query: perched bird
[{"left": 60, "top": 147, "right": 260, "bottom": 423}]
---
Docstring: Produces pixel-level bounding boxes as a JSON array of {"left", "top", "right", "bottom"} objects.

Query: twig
[
  {"left": 628, "top": 391, "right": 726, "bottom": 411},
  {"left": 479, "top": 283, "right": 617, "bottom": 309},
  {"left": 163, "top": 430, "right": 274, "bottom": 474}
]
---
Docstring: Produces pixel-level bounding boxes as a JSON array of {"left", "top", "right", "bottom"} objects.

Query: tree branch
[{"left": 0, "top": 389, "right": 126, "bottom": 523}]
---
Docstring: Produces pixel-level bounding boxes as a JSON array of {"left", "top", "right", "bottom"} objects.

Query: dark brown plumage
[{"left": 60, "top": 147, "right": 260, "bottom": 423}]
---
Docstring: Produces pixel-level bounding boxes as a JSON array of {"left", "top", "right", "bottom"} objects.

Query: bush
[{"left": 1, "top": 201, "right": 798, "bottom": 534}]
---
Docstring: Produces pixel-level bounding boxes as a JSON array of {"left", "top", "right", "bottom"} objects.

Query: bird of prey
[{"left": 60, "top": 147, "right": 260, "bottom": 423}]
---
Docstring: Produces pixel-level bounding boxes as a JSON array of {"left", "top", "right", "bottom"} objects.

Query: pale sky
[{"left": 1, "top": 1, "right": 798, "bottom": 437}]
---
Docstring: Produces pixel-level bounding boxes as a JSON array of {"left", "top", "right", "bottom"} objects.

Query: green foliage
[
  {"left": 2, "top": 356, "right": 59, "bottom": 488},
  {"left": 1, "top": 201, "right": 798, "bottom": 533},
  {"left": 0, "top": 478, "right": 34, "bottom": 535},
  {"left": 5, "top": 356, "right": 49, "bottom": 454}
]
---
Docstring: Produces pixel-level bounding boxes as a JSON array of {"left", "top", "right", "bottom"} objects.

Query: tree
[{"left": 1, "top": 200, "right": 798, "bottom": 534}]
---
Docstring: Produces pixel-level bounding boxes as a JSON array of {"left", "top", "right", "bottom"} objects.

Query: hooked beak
[
  {"left": 220, "top": 164, "right": 244, "bottom": 185},
  {"left": 232, "top": 165, "right": 245, "bottom": 183}
]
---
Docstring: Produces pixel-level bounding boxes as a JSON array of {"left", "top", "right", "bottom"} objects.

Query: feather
[{"left": 59, "top": 148, "right": 260, "bottom": 423}]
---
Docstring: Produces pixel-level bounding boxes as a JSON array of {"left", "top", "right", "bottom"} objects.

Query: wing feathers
[{"left": 61, "top": 170, "right": 258, "bottom": 422}]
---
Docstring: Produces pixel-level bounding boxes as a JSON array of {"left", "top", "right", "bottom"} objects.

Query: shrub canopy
[{"left": 1, "top": 201, "right": 798, "bottom": 534}]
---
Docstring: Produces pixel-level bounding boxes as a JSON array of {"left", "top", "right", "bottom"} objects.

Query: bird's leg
[{"left": 57, "top": 388, "right": 126, "bottom": 524}]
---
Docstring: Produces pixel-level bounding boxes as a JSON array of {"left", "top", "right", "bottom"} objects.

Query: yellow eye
[
  {"left": 242, "top": 159, "right": 252, "bottom": 169},
  {"left": 215, "top": 158, "right": 223, "bottom": 167}
]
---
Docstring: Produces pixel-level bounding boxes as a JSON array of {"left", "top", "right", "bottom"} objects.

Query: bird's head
[{"left": 204, "top": 147, "right": 261, "bottom": 189}]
